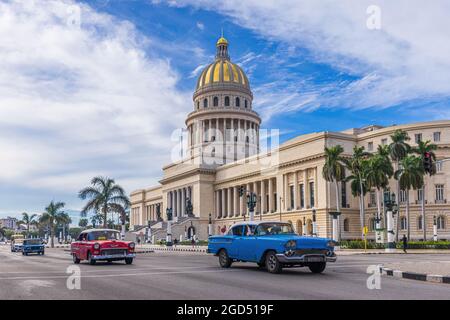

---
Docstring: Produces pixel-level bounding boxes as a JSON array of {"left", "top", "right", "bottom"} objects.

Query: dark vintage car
[
  {"left": 71, "top": 229, "right": 135, "bottom": 265},
  {"left": 22, "top": 238, "right": 45, "bottom": 256},
  {"left": 208, "top": 221, "right": 337, "bottom": 274}
]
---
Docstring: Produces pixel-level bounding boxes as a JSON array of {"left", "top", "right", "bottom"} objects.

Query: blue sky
[{"left": 1, "top": 0, "right": 450, "bottom": 223}]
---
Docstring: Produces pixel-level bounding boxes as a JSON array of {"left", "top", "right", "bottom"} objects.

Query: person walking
[{"left": 402, "top": 234, "right": 408, "bottom": 253}]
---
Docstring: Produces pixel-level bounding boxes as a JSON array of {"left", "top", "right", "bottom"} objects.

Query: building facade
[
  {"left": 130, "top": 37, "right": 450, "bottom": 241},
  {"left": 0, "top": 216, "right": 18, "bottom": 230}
]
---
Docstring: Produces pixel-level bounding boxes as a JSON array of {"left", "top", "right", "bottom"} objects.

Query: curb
[
  {"left": 148, "top": 246, "right": 207, "bottom": 253},
  {"left": 379, "top": 266, "right": 450, "bottom": 284}
]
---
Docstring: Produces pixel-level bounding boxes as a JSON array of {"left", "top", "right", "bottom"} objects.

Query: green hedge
[{"left": 339, "top": 240, "right": 450, "bottom": 249}]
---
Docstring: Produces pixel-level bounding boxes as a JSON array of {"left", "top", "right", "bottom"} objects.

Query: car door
[
  {"left": 226, "top": 225, "right": 244, "bottom": 258},
  {"left": 237, "top": 225, "right": 258, "bottom": 262}
]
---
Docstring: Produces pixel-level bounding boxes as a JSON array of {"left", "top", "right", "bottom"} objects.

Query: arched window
[
  {"left": 437, "top": 216, "right": 446, "bottom": 230},
  {"left": 224, "top": 96, "right": 230, "bottom": 107},
  {"left": 418, "top": 216, "right": 423, "bottom": 230},
  {"left": 203, "top": 98, "right": 208, "bottom": 108},
  {"left": 245, "top": 100, "right": 248, "bottom": 108},
  {"left": 235, "top": 97, "right": 240, "bottom": 107},
  {"left": 296, "top": 220, "right": 303, "bottom": 235},
  {"left": 400, "top": 216, "right": 407, "bottom": 230},
  {"left": 213, "top": 97, "right": 219, "bottom": 107},
  {"left": 343, "top": 218, "right": 350, "bottom": 232}
]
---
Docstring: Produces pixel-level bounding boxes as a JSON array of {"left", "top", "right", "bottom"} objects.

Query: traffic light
[{"left": 423, "top": 152, "right": 433, "bottom": 174}]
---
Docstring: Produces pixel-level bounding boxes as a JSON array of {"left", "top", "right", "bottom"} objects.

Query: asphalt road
[{"left": 0, "top": 245, "right": 449, "bottom": 300}]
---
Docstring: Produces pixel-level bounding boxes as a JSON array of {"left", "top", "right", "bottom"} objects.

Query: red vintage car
[{"left": 71, "top": 229, "right": 135, "bottom": 265}]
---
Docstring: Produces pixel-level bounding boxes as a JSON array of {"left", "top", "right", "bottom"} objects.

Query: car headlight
[
  {"left": 93, "top": 243, "right": 100, "bottom": 250},
  {"left": 129, "top": 242, "right": 135, "bottom": 249},
  {"left": 284, "top": 240, "right": 296, "bottom": 249},
  {"left": 327, "top": 240, "right": 336, "bottom": 248}
]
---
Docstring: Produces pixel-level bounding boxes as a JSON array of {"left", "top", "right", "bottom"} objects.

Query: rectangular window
[
  {"left": 381, "top": 138, "right": 388, "bottom": 146},
  {"left": 415, "top": 133, "right": 422, "bottom": 143},
  {"left": 300, "top": 184, "right": 305, "bottom": 208},
  {"left": 435, "top": 184, "right": 444, "bottom": 202},
  {"left": 368, "top": 142, "right": 374, "bottom": 151},
  {"left": 436, "top": 161, "right": 443, "bottom": 172},
  {"left": 309, "top": 182, "right": 315, "bottom": 208},
  {"left": 370, "top": 190, "right": 376, "bottom": 206},
  {"left": 399, "top": 190, "right": 407, "bottom": 203},
  {"left": 289, "top": 185, "right": 294, "bottom": 209},
  {"left": 341, "top": 182, "right": 347, "bottom": 208},
  {"left": 417, "top": 189, "right": 423, "bottom": 202},
  {"left": 433, "top": 132, "right": 441, "bottom": 142}
]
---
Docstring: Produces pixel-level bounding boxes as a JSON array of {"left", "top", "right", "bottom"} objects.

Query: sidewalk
[
  {"left": 336, "top": 249, "right": 450, "bottom": 255},
  {"left": 380, "top": 261, "right": 450, "bottom": 284}
]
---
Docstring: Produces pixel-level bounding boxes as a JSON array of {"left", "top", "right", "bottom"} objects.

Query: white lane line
[
  {"left": 0, "top": 268, "right": 239, "bottom": 280},
  {"left": 0, "top": 265, "right": 218, "bottom": 275}
]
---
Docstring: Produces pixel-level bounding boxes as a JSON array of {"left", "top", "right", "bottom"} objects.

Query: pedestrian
[
  {"left": 191, "top": 236, "right": 195, "bottom": 248},
  {"left": 402, "top": 234, "right": 408, "bottom": 253},
  {"left": 137, "top": 237, "right": 141, "bottom": 246}
]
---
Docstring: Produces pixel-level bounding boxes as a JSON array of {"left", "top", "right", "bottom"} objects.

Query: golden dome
[
  {"left": 216, "top": 36, "right": 228, "bottom": 46},
  {"left": 196, "top": 60, "right": 249, "bottom": 90}
]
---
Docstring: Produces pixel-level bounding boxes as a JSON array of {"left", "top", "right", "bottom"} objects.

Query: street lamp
[
  {"left": 384, "top": 191, "right": 398, "bottom": 252},
  {"left": 208, "top": 213, "right": 213, "bottom": 237},
  {"left": 312, "top": 209, "right": 317, "bottom": 237},
  {"left": 166, "top": 207, "right": 173, "bottom": 246}
]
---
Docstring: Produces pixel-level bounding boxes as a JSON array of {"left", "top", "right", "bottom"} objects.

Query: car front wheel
[
  {"left": 87, "top": 252, "right": 96, "bottom": 265},
  {"left": 218, "top": 249, "right": 232, "bottom": 268},
  {"left": 125, "top": 258, "right": 133, "bottom": 265},
  {"left": 265, "top": 251, "right": 282, "bottom": 274},
  {"left": 72, "top": 254, "right": 80, "bottom": 264},
  {"left": 308, "top": 262, "right": 326, "bottom": 274}
]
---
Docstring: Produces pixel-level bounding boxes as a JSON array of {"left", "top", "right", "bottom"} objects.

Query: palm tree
[
  {"left": 366, "top": 147, "right": 394, "bottom": 229},
  {"left": 412, "top": 140, "right": 437, "bottom": 241},
  {"left": 342, "top": 146, "right": 371, "bottom": 238},
  {"left": 322, "top": 145, "right": 346, "bottom": 240},
  {"left": 21, "top": 212, "right": 37, "bottom": 237},
  {"left": 389, "top": 129, "right": 411, "bottom": 241},
  {"left": 79, "top": 177, "right": 130, "bottom": 236},
  {"left": 40, "top": 201, "right": 66, "bottom": 248},
  {"left": 395, "top": 155, "right": 424, "bottom": 240}
]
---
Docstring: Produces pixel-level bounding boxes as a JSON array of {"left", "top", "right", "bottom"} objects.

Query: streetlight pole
[
  {"left": 433, "top": 215, "right": 438, "bottom": 242},
  {"left": 208, "top": 213, "right": 212, "bottom": 238},
  {"left": 312, "top": 209, "right": 317, "bottom": 237},
  {"left": 385, "top": 191, "right": 398, "bottom": 253},
  {"left": 166, "top": 207, "right": 173, "bottom": 247}
]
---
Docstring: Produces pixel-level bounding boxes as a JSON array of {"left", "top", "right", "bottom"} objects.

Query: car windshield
[
  {"left": 14, "top": 239, "right": 24, "bottom": 244},
  {"left": 87, "top": 230, "right": 120, "bottom": 241},
  {"left": 24, "top": 239, "right": 42, "bottom": 245},
  {"left": 256, "top": 223, "right": 295, "bottom": 236}
]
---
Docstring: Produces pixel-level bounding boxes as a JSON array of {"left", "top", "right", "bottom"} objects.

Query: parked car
[
  {"left": 22, "top": 238, "right": 45, "bottom": 256},
  {"left": 207, "top": 221, "right": 337, "bottom": 274},
  {"left": 11, "top": 237, "right": 24, "bottom": 253},
  {"left": 71, "top": 229, "right": 135, "bottom": 265}
]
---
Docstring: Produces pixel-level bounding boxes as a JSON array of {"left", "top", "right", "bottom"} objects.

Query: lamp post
[
  {"left": 166, "top": 207, "right": 173, "bottom": 246},
  {"left": 247, "top": 192, "right": 257, "bottom": 221},
  {"left": 302, "top": 217, "right": 306, "bottom": 236},
  {"left": 433, "top": 215, "right": 438, "bottom": 242},
  {"left": 312, "top": 209, "right": 317, "bottom": 237},
  {"left": 147, "top": 220, "right": 152, "bottom": 244},
  {"left": 208, "top": 213, "right": 213, "bottom": 237},
  {"left": 384, "top": 191, "right": 398, "bottom": 253}
]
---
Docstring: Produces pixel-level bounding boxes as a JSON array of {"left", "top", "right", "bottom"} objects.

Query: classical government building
[{"left": 130, "top": 36, "right": 450, "bottom": 241}]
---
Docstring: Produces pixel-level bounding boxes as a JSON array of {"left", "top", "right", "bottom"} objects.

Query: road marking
[{"left": 0, "top": 268, "right": 240, "bottom": 280}]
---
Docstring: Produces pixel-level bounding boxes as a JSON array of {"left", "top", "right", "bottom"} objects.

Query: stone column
[
  {"left": 181, "top": 188, "right": 186, "bottom": 216},
  {"left": 227, "top": 187, "right": 233, "bottom": 217},
  {"left": 240, "top": 185, "right": 245, "bottom": 217},
  {"left": 216, "top": 190, "right": 221, "bottom": 218},
  {"left": 268, "top": 178, "right": 274, "bottom": 213},
  {"left": 304, "top": 170, "right": 310, "bottom": 208},
  {"left": 253, "top": 181, "right": 259, "bottom": 214},
  {"left": 222, "top": 189, "right": 227, "bottom": 218},
  {"left": 293, "top": 171, "right": 298, "bottom": 210},
  {"left": 234, "top": 186, "right": 239, "bottom": 217},
  {"left": 261, "top": 179, "right": 266, "bottom": 214},
  {"left": 284, "top": 173, "right": 289, "bottom": 210}
]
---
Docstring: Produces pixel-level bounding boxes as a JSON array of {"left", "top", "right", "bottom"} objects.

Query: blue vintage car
[
  {"left": 22, "top": 238, "right": 45, "bottom": 256},
  {"left": 208, "top": 221, "right": 337, "bottom": 274}
]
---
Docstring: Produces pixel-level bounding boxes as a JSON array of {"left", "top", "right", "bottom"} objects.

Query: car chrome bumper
[
  {"left": 92, "top": 253, "right": 136, "bottom": 260},
  {"left": 275, "top": 253, "right": 337, "bottom": 264}
]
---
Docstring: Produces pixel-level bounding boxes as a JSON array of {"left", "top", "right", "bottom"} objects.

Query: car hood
[{"left": 257, "top": 234, "right": 332, "bottom": 248}]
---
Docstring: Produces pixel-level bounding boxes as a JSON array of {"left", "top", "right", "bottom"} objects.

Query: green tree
[
  {"left": 342, "top": 146, "right": 371, "bottom": 238},
  {"left": 395, "top": 155, "right": 425, "bottom": 240},
  {"left": 21, "top": 212, "right": 38, "bottom": 237},
  {"left": 322, "top": 145, "right": 346, "bottom": 240},
  {"left": 78, "top": 218, "right": 88, "bottom": 228},
  {"left": 40, "top": 201, "right": 66, "bottom": 248},
  {"left": 389, "top": 129, "right": 411, "bottom": 241},
  {"left": 412, "top": 140, "right": 437, "bottom": 241},
  {"left": 79, "top": 177, "right": 130, "bottom": 235},
  {"left": 366, "top": 145, "right": 394, "bottom": 229}
]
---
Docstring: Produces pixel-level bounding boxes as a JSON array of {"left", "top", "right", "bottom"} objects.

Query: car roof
[
  {"left": 231, "top": 221, "right": 291, "bottom": 227},
  {"left": 80, "top": 228, "right": 120, "bottom": 234}
]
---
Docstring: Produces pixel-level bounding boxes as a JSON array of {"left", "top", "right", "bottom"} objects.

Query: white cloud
[
  {"left": 166, "top": 0, "right": 450, "bottom": 114},
  {"left": 0, "top": 0, "right": 190, "bottom": 210},
  {"left": 196, "top": 21, "right": 204, "bottom": 31}
]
